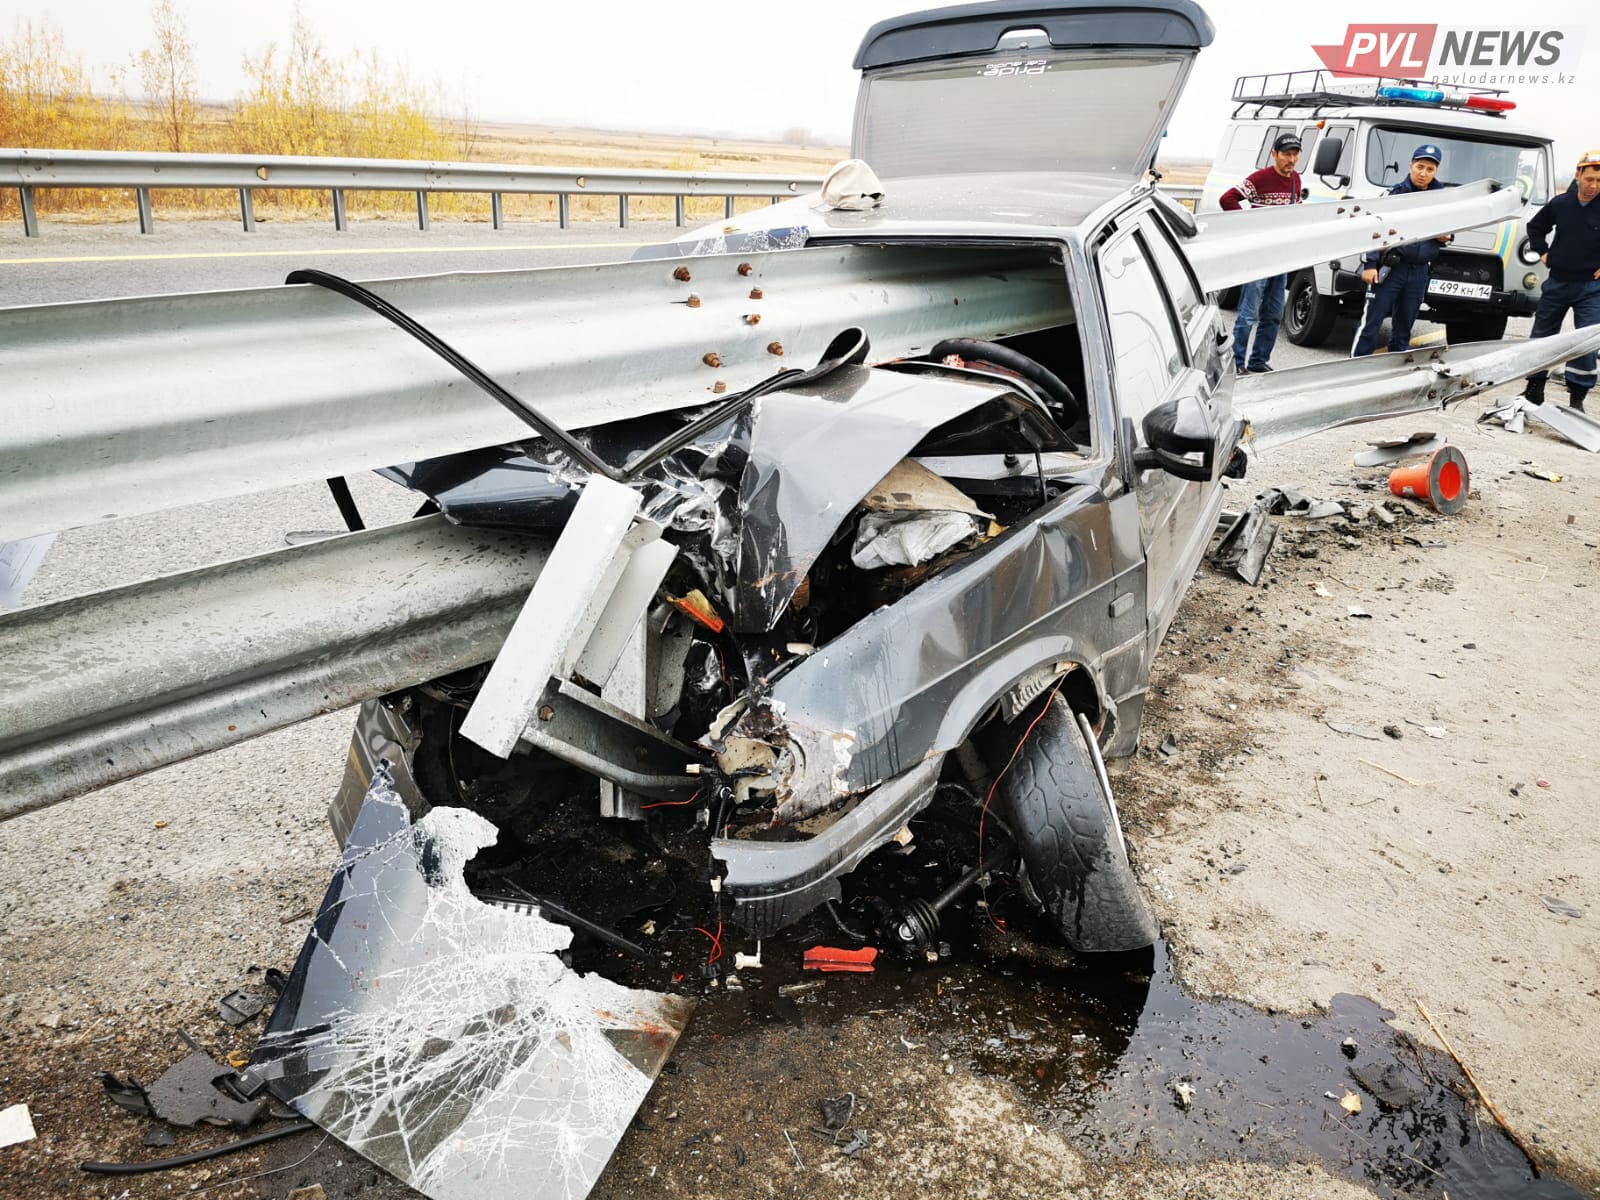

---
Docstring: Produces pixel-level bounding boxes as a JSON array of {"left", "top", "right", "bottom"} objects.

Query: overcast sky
[{"left": 19, "top": 0, "right": 1595, "bottom": 167}]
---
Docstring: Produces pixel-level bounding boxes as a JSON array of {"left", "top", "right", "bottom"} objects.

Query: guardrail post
[
  {"left": 674, "top": 196, "right": 685, "bottom": 228},
  {"left": 136, "top": 187, "right": 154, "bottom": 234},
  {"left": 332, "top": 189, "right": 347, "bottom": 232},
  {"left": 416, "top": 190, "right": 430, "bottom": 231},
  {"left": 491, "top": 192, "right": 504, "bottom": 231},
  {"left": 769, "top": 195, "right": 779, "bottom": 206},
  {"left": 618, "top": 195, "right": 628, "bottom": 229},
  {"left": 558, "top": 194, "right": 569, "bottom": 230},
  {"left": 724, "top": 196, "right": 734, "bottom": 219},
  {"left": 239, "top": 188, "right": 256, "bottom": 233},
  {"left": 19, "top": 187, "right": 38, "bottom": 238}
]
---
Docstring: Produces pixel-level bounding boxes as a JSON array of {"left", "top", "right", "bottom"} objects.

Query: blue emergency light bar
[{"left": 1376, "top": 85, "right": 1445, "bottom": 104}]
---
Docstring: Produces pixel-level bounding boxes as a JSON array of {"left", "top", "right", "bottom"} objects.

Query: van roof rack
[{"left": 1231, "top": 70, "right": 1512, "bottom": 118}]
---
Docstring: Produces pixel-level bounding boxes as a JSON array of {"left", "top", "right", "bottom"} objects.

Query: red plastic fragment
[{"left": 802, "top": 945, "right": 878, "bottom": 973}]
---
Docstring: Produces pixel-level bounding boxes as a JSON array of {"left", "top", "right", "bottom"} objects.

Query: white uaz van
[{"left": 1199, "top": 70, "right": 1555, "bottom": 347}]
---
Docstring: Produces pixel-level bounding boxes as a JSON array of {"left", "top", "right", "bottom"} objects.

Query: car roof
[{"left": 688, "top": 172, "right": 1133, "bottom": 243}]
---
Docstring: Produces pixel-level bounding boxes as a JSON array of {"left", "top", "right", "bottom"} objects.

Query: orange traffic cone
[{"left": 1389, "top": 445, "right": 1469, "bottom": 514}]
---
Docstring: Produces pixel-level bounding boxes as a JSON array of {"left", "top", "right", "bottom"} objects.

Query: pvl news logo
[{"left": 1311, "top": 24, "right": 1585, "bottom": 86}]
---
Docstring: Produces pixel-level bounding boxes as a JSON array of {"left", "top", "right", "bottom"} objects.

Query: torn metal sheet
[
  {"left": 0, "top": 1104, "right": 35, "bottom": 1149},
  {"left": 1524, "top": 401, "right": 1600, "bottom": 454},
  {"left": 1235, "top": 325, "right": 1600, "bottom": 454},
  {"left": 253, "top": 769, "right": 691, "bottom": 1200},
  {"left": 1186, "top": 180, "right": 1520, "bottom": 294},
  {"left": 1210, "top": 499, "right": 1277, "bottom": 586},
  {"left": 1352, "top": 434, "right": 1444, "bottom": 468},
  {"left": 733, "top": 366, "right": 1049, "bottom": 632}
]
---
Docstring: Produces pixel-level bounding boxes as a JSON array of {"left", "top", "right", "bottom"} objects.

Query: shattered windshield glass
[{"left": 249, "top": 769, "right": 692, "bottom": 1200}]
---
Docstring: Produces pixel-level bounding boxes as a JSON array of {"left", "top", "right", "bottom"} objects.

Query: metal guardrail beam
[
  {"left": 0, "top": 242, "right": 1071, "bottom": 543},
  {"left": 2, "top": 147, "right": 824, "bottom": 236},
  {"left": 0, "top": 515, "right": 553, "bottom": 820}
]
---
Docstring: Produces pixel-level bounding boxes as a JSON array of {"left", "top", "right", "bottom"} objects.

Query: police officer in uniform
[{"left": 1352, "top": 144, "right": 1450, "bottom": 357}]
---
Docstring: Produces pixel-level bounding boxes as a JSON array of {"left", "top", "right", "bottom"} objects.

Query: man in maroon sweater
[{"left": 1220, "top": 133, "right": 1304, "bottom": 372}]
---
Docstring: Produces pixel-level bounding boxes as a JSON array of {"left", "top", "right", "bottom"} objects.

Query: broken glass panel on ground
[{"left": 248, "top": 770, "right": 692, "bottom": 1200}]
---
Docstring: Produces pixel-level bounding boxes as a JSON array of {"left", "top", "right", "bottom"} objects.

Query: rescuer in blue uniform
[{"left": 1352, "top": 144, "right": 1451, "bottom": 357}]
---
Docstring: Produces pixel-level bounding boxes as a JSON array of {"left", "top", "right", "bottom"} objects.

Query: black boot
[
  {"left": 1523, "top": 375, "right": 1546, "bottom": 406},
  {"left": 1569, "top": 385, "right": 1589, "bottom": 413}
]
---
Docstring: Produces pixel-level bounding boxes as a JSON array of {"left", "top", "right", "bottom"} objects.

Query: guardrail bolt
[
  {"left": 713, "top": 381, "right": 728, "bottom": 394},
  {"left": 737, "top": 262, "right": 754, "bottom": 276},
  {"left": 686, "top": 294, "right": 702, "bottom": 308},
  {"left": 538, "top": 705, "right": 555, "bottom": 722},
  {"left": 673, "top": 266, "right": 692, "bottom": 282},
  {"left": 749, "top": 287, "right": 763, "bottom": 300},
  {"left": 743, "top": 313, "right": 761, "bottom": 325},
  {"left": 703, "top": 352, "right": 723, "bottom": 368},
  {"left": 767, "top": 342, "right": 784, "bottom": 356}
]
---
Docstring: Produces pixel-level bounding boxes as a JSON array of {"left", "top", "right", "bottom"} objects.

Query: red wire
[
  {"left": 977, "top": 688, "right": 1058, "bottom": 862},
  {"left": 640, "top": 788, "right": 703, "bottom": 811},
  {"left": 693, "top": 919, "right": 724, "bottom": 964}
]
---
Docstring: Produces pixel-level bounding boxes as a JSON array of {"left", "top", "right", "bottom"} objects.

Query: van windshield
[
  {"left": 855, "top": 49, "right": 1188, "bottom": 179},
  {"left": 1365, "top": 126, "right": 1550, "bottom": 202}
]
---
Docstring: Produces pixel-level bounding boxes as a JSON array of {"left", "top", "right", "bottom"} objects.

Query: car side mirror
[{"left": 1133, "top": 392, "right": 1223, "bottom": 482}]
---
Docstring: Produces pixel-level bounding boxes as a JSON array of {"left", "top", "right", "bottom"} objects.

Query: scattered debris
[
  {"left": 1312, "top": 583, "right": 1333, "bottom": 598},
  {"left": 1416, "top": 999, "right": 1542, "bottom": 1176},
  {"left": 837, "top": 1129, "right": 870, "bottom": 1157},
  {"left": 1353, "top": 433, "right": 1444, "bottom": 468},
  {"left": 38, "top": 1012, "right": 61, "bottom": 1030},
  {"left": 1347, "top": 605, "right": 1372, "bottom": 619},
  {"left": 818, "top": 1092, "right": 856, "bottom": 1134},
  {"left": 803, "top": 946, "right": 878, "bottom": 973},
  {"left": 1159, "top": 733, "right": 1180, "bottom": 757},
  {"left": 1358, "top": 758, "right": 1433, "bottom": 787},
  {"left": 733, "top": 947, "right": 763, "bottom": 972},
  {"left": 1536, "top": 778, "right": 1552, "bottom": 789},
  {"left": 1171, "top": 1080, "right": 1196, "bottom": 1109},
  {"left": 1523, "top": 467, "right": 1563, "bottom": 483},
  {"left": 142, "top": 1127, "right": 177, "bottom": 1148},
  {"left": 216, "top": 988, "right": 268, "bottom": 1026},
  {"left": 1382, "top": 724, "right": 1403, "bottom": 740},
  {"left": 898, "top": 1034, "right": 925, "bottom": 1051},
  {"left": 140, "top": 1050, "right": 266, "bottom": 1128},
  {"left": 286, "top": 1186, "right": 328, "bottom": 1200},
  {"left": 783, "top": 1128, "right": 806, "bottom": 1169},
  {"left": 1210, "top": 499, "right": 1279, "bottom": 585},
  {"left": 0, "top": 1103, "right": 35, "bottom": 1149},
  {"left": 1326, "top": 721, "right": 1382, "bottom": 741},
  {"left": 1405, "top": 720, "right": 1447, "bottom": 739},
  {"left": 1350, "top": 1061, "right": 1422, "bottom": 1111},
  {"left": 777, "top": 980, "right": 826, "bottom": 999},
  {"left": 1340, "top": 1038, "right": 1359, "bottom": 1059},
  {"left": 1338, "top": 1088, "right": 1363, "bottom": 1116},
  {"left": 1541, "top": 896, "right": 1583, "bottom": 919},
  {"left": 1482, "top": 394, "right": 1600, "bottom": 452},
  {"left": 1260, "top": 487, "right": 1345, "bottom": 520}
]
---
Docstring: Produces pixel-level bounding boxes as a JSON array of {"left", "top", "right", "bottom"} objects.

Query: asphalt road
[{"left": 0, "top": 216, "right": 682, "bottom": 305}]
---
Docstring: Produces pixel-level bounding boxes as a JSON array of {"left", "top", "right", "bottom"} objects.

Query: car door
[{"left": 1097, "top": 210, "right": 1230, "bottom": 647}]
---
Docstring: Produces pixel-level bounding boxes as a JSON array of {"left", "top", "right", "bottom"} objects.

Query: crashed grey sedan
[{"left": 6, "top": 1, "right": 1600, "bottom": 1197}]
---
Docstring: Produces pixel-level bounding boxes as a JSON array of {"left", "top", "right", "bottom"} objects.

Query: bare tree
[{"left": 136, "top": 0, "right": 197, "bottom": 151}]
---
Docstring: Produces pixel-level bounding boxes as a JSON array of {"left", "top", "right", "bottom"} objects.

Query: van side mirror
[{"left": 1312, "top": 137, "right": 1349, "bottom": 187}]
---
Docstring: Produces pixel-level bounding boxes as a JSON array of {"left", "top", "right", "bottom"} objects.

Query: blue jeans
[
  {"left": 1233, "top": 274, "right": 1286, "bottom": 371},
  {"left": 1528, "top": 276, "right": 1600, "bottom": 391},
  {"left": 1352, "top": 264, "right": 1430, "bottom": 356}
]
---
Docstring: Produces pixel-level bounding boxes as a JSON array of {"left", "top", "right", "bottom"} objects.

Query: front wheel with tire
[
  {"left": 991, "top": 702, "right": 1159, "bottom": 952},
  {"left": 1284, "top": 270, "right": 1339, "bottom": 347},
  {"left": 1444, "top": 315, "right": 1508, "bottom": 344}
]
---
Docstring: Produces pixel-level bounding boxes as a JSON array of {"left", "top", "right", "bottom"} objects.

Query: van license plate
[{"left": 1428, "top": 279, "right": 1493, "bottom": 300}]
